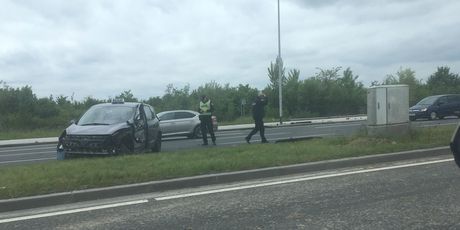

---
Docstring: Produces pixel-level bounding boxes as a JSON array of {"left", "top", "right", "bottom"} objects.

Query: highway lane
[
  {"left": 0, "top": 121, "right": 365, "bottom": 166},
  {"left": 1, "top": 118, "right": 458, "bottom": 167},
  {"left": 1, "top": 156, "right": 459, "bottom": 229}
]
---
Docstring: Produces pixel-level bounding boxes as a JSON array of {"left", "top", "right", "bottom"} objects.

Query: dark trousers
[
  {"left": 200, "top": 116, "right": 216, "bottom": 144},
  {"left": 247, "top": 118, "right": 266, "bottom": 141}
]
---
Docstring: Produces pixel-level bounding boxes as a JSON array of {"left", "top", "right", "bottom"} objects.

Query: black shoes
[
  {"left": 202, "top": 141, "right": 216, "bottom": 146},
  {"left": 245, "top": 137, "right": 268, "bottom": 144}
]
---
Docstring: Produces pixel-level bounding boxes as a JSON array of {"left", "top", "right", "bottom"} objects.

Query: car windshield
[
  {"left": 416, "top": 96, "right": 439, "bottom": 106},
  {"left": 78, "top": 106, "right": 136, "bottom": 126}
]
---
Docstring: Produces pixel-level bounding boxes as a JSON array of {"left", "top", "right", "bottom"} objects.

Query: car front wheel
[{"left": 429, "top": 111, "right": 437, "bottom": 120}]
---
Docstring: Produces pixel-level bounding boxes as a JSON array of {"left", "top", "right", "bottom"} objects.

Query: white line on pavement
[
  {"left": 419, "top": 123, "right": 458, "bottom": 128},
  {"left": 0, "top": 200, "right": 148, "bottom": 224},
  {"left": 0, "top": 146, "right": 56, "bottom": 153},
  {"left": 0, "top": 151, "right": 54, "bottom": 157},
  {"left": 314, "top": 123, "right": 362, "bottom": 129},
  {"left": 155, "top": 158, "right": 453, "bottom": 201}
]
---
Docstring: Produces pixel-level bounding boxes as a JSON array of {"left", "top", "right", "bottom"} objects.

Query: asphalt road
[
  {"left": 0, "top": 118, "right": 459, "bottom": 166},
  {"left": 1, "top": 155, "right": 459, "bottom": 229},
  {"left": 0, "top": 121, "right": 365, "bottom": 166}
]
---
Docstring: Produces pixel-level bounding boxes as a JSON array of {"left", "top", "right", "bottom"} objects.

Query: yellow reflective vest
[{"left": 200, "top": 100, "right": 212, "bottom": 116}]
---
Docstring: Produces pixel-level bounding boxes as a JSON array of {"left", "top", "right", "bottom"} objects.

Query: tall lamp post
[{"left": 277, "top": 0, "right": 283, "bottom": 125}]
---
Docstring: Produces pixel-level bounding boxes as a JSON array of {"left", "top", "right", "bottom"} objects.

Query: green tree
[
  {"left": 427, "top": 66, "right": 460, "bottom": 94},
  {"left": 116, "top": 90, "right": 138, "bottom": 102},
  {"left": 382, "top": 74, "right": 398, "bottom": 85},
  {"left": 312, "top": 67, "right": 342, "bottom": 115},
  {"left": 383, "top": 67, "right": 427, "bottom": 105},
  {"left": 284, "top": 69, "right": 300, "bottom": 117},
  {"left": 338, "top": 68, "right": 366, "bottom": 114}
]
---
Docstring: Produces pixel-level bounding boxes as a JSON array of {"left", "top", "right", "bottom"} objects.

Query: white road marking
[
  {"left": 0, "top": 151, "right": 54, "bottom": 157},
  {"left": 315, "top": 123, "right": 362, "bottom": 129},
  {"left": 0, "top": 200, "right": 148, "bottom": 224},
  {"left": 155, "top": 158, "right": 453, "bottom": 201},
  {"left": 419, "top": 123, "right": 457, "bottom": 128},
  {"left": 0, "top": 146, "right": 55, "bottom": 153}
]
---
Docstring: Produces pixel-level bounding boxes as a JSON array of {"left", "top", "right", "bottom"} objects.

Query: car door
[
  {"left": 144, "top": 105, "right": 160, "bottom": 146},
  {"left": 436, "top": 96, "right": 449, "bottom": 117},
  {"left": 174, "top": 111, "right": 196, "bottom": 134},
  {"left": 133, "top": 104, "right": 148, "bottom": 151},
  {"left": 445, "top": 95, "right": 457, "bottom": 116},
  {"left": 449, "top": 95, "right": 460, "bottom": 117}
]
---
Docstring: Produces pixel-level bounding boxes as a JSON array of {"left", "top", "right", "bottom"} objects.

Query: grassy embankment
[{"left": 0, "top": 125, "right": 456, "bottom": 200}]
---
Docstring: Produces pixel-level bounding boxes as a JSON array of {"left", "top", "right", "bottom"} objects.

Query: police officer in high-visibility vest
[{"left": 198, "top": 95, "right": 216, "bottom": 145}]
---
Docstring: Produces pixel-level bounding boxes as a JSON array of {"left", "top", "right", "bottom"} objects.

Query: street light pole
[{"left": 277, "top": 0, "right": 283, "bottom": 125}]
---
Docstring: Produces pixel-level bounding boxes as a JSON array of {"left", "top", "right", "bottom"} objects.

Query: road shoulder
[{"left": 0, "top": 146, "right": 450, "bottom": 213}]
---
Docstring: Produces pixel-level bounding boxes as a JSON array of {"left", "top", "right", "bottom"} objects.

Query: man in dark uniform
[
  {"left": 245, "top": 93, "right": 268, "bottom": 144},
  {"left": 198, "top": 95, "right": 216, "bottom": 145}
]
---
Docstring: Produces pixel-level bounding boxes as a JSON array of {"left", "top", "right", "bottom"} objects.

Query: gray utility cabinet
[{"left": 367, "top": 85, "right": 409, "bottom": 125}]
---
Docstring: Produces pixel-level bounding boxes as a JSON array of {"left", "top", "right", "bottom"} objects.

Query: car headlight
[{"left": 421, "top": 108, "right": 427, "bottom": 112}]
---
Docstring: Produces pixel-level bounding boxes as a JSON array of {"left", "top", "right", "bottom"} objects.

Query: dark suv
[
  {"left": 409, "top": 94, "right": 460, "bottom": 121},
  {"left": 57, "top": 101, "right": 162, "bottom": 158}
]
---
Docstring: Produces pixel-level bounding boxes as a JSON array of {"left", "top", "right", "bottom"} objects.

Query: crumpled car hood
[{"left": 66, "top": 122, "right": 130, "bottom": 135}]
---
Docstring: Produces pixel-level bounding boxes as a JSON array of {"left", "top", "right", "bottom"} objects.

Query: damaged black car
[{"left": 57, "top": 101, "right": 162, "bottom": 159}]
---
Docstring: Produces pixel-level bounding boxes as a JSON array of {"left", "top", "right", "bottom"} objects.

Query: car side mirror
[
  {"left": 135, "top": 114, "right": 141, "bottom": 122},
  {"left": 134, "top": 114, "right": 144, "bottom": 128},
  {"left": 69, "top": 119, "right": 76, "bottom": 125}
]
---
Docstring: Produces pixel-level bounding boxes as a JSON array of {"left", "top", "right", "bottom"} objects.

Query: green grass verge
[{"left": 0, "top": 125, "right": 456, "bottom": 200}]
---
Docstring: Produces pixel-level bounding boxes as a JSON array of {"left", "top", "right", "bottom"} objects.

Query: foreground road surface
[{"left": 2, "top": 156, "right": 460, "bottom": 229}]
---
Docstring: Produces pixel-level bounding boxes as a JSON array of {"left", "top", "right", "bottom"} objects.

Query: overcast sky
[{"left": 1, "top": 0, "right": 459, "bottom": 100}]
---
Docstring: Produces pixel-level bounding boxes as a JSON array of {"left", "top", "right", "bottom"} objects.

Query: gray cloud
[{"left": 0, "top": 0, "right": 459, "bottom": 100}]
